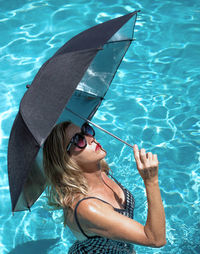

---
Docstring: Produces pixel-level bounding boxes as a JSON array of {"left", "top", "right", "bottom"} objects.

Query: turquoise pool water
[{"left": 0, "top": 0, "right": 200, "bottom": 253}]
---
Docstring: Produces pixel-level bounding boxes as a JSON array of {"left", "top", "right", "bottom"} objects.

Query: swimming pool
[{"left": 0, "top": 0, "right": 199, "bottom": 253}]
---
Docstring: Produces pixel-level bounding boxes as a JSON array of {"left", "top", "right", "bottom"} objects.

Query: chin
[
  {"left": 99, "top": 148, "right": 107, "bottom": 157},
  {"left": 93, "top": 149, "right": 106, "bottom": 163}
]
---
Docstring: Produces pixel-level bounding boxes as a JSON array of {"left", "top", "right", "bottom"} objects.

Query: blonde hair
[{"left": 43, "top": 121, "right": 110, "bottom": 213}]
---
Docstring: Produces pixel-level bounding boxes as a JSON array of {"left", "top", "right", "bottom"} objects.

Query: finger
[
  {"left": 140, "top": 148, "right": 146, "bottom": 163},
  {"left": 147, "top": 152, "right": 153, "bottom": 161},
  {"left": 133, "top": 144, "right": 140, "bottom": 162},
  {"left": 153, "top": 153, "right": 158, "bottom": 161},
  {"left": 153, "top": 154, "right": 159, "bottom": 167},
  {"left": 133, "top": 145, "right": 143, "bottom": 169}
]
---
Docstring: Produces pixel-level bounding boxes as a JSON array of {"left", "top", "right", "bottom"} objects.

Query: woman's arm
[
  {"left": 133, "top": 145, "right": 166, "bottom": 246},
  {"left": 143, "top": 180, "right": 166, "bottom": 246},
  {"left": 75, "top": 145, "right": 166, "bottom": 247}
]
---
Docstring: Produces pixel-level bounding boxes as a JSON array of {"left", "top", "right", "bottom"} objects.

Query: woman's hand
[{"left": 133, "top": 144, "right": 159, "bottom": 183}]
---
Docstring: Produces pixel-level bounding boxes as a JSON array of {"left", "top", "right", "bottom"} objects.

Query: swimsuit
[{"left": 68, "top": 174, "right": 135, "bottom": 254}]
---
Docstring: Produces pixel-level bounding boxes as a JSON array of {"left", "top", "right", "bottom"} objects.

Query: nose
[{"left": 85, "top": 135, "right": 95, "bottom": 145}]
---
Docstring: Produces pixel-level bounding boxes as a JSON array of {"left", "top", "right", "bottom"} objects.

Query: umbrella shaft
[
  {"left": 87, "top": 119, "right": 134, "bottom": 149},
  {"left": 66, "top": 108, "right": 133, "bottom": 149}
]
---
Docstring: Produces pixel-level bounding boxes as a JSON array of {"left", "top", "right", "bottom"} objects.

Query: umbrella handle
[{"left": 66, "top": 108, "right": 134, "bottom": 149}]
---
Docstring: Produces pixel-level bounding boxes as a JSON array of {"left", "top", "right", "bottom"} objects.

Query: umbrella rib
[
  {"left": 106, "top": 38, "right": 135, "bottom": 44},
  {"left": 66, "top": 108, "right": 133, "bottom": 149},
  {"left": 75, "top": 89, "right": 104, "bottom": 99}
]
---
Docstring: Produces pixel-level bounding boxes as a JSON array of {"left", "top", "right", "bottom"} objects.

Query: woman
[{"left": 43, "top": 121, "right": 166, "bottom": 253}]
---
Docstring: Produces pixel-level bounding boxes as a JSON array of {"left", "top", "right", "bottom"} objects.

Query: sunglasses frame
[{"left": 66, "top": 123, "right": 95, "bottom": 153}]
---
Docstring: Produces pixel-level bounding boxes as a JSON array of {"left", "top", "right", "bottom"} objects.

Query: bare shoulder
[
  {"left": 75, "top": 197, "right": 118, "bottom": 237},
  {"left": 76, "top": 197, "right": 114, "bottom": 222}
]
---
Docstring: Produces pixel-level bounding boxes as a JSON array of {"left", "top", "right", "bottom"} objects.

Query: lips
[{"left": 95, "top": 143, "right": 102, "bottom": 151}]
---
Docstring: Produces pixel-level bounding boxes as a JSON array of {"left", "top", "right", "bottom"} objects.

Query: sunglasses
[{"left": 66, "top": 123, "right": 95, "bottom": 152}]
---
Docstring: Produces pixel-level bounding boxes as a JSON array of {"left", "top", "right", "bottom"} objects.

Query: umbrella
[{"left": 8, "top": 10, "right": 140, "bottom": 213}]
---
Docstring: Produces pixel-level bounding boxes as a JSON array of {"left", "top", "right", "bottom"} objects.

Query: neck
[{"left": 81, "top": 163, "right": 105, "bottom": 191}]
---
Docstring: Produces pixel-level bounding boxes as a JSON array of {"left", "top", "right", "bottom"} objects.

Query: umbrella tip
[{"left": 26, "top": 84, "right": 30, "bottom": 89}]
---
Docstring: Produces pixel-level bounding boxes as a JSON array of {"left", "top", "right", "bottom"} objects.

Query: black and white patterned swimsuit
[{"left": 68, "top": 175, "right": 136, "bottom": 254}]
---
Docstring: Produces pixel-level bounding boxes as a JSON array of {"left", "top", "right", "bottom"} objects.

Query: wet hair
[{"left": 43, "top": 121, "right": 110, "bottom": 215}]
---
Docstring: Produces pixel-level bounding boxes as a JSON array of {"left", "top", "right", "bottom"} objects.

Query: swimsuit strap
[
  {"left": 108, "top": 173, "right": 123, "bottom": 188},
  {"left": 74, "top": 196, "right": 112, "bottom": 239}
]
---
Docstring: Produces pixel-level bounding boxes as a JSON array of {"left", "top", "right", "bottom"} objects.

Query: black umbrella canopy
[{"left": 8, "top": 11, "right": 139, "bottom": 212}]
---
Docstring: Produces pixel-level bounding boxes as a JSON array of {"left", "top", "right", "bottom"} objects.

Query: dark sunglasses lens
[
  {"left": 82, "top": 123, "right": 95, "bottom": 136},
  {"left": 74, "top": 134, "right": 87, "bottom": 148}
]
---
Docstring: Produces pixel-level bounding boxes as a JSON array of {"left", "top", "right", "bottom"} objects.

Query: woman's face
[{"left": 65, "top": 123, "right": 107, "bottom": 169}]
